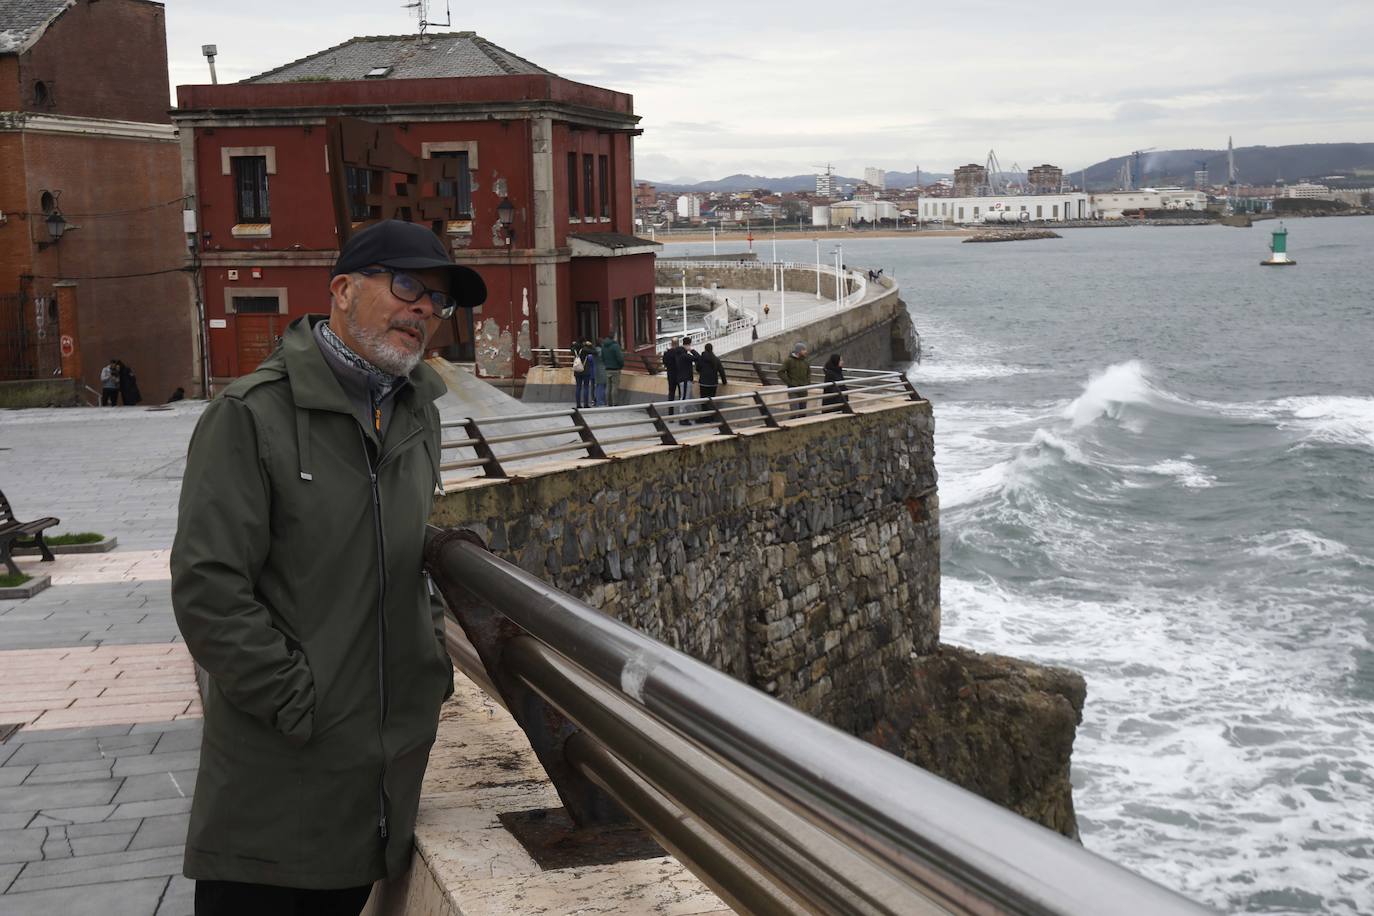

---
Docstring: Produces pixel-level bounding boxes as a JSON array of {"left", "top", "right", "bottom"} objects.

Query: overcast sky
[{"left": 164, "top": 1, "right": 1374, "bottom": 183}]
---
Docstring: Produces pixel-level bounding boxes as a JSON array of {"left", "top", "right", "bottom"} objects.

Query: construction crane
[
  {"left": 982, "top": 150, "right": 1006, "bottom": 196},
  {"left": 1127, "top": 147, "right": 1158, "bottom": 191}
]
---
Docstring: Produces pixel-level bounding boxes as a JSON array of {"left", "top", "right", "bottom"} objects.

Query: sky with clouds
[{"left": 164, "top": 0, "right": 1374, "bottom": 183}]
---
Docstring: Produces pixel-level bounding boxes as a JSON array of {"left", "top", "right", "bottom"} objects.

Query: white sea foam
[
  {"left": 1142, "top": 458, "right": 1216, "bottom": 489},
  {"left": 940, "top": 575, "right": 1374, "bottom": 913},
  {"left": 908, "top": 361, "right": 1034, "bottom": 383},
  {"left": 1277, "top": 395, "right": 1374, "bottom": 449},
  {"left": 1243, "top": 529, "right": 1351, "bottom": 561},
  {"left": 1061, "top": 360, "right": 1157, "bottom": 428}
]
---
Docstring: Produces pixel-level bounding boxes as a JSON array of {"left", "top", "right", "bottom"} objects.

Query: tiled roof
[
  {"left": 244, "top": 32, "right": 553, "bottom": 83},
  {"left": 0, "top": 0, "right": 73, "bottom": 55}
]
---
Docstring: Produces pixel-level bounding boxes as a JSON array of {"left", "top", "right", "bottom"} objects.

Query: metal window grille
[
  {"left": 233, "top": 156, "right": 270, "bottom": 223},
  {"left": 433, "top": 151, "right": 472, "bottom": 218}
]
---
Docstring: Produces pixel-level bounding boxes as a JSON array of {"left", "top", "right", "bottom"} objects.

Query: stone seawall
[
  {"left": 430, "top": 401, "right": 1084, "bottom": 834},
  {"left": 433, "top": 404, "right": 940, "bottom": 731}
]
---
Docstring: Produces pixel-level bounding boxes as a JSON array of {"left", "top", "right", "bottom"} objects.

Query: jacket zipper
[{"left": 359, "top": 426, "right": 390, "bottom": 841}]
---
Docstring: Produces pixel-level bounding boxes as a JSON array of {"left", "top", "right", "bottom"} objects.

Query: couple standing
[
  {"left": 572, "top": 335, "right": 625, "bottom": 408},
  {"left": 662, "top": 336, "right": 727, "bottom": 413}
]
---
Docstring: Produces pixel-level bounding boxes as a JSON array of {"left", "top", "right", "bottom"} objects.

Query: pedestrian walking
[
  {"left": 171, "top": 219, "right": 486, "bottom": 916},
  {"left": 115, "top": 360, "right": 142, "bottom": 406},
  {"left": 697, "top": 342, "right": 727, "bottom": 404},
  {"left": 778, "top": 341, "right": 810, "bottom": 418},
  {"left": 100, "top": 359, "right": 119, "bottom": 406},
  {"left": 822, "top": 353, "right": 846, "bottom": 411},
  {"left": 598, "top": 333, "right": 624, "bottom": 407}
]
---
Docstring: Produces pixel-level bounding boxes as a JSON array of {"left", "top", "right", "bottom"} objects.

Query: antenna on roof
[{"left": 403, "top": 0, "right": 451, "bottom": 42}]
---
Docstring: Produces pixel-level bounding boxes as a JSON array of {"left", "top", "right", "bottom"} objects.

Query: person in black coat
[
  {"left": 115, "top": 360, "right": 142, "bottom": 406},
  {"left": 822, "top": 353, "right": 845, "bottom": 411},
  {"left": 662, "top": 337, "right": 682, "bottom": 402},
  {"left": 697, "top": 343, "right": 727, "bottom": 399}
]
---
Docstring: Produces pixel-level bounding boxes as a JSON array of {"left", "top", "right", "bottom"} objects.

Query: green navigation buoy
[{"left": 1261, "top": 223, "right": 1296, "bottom": 266}]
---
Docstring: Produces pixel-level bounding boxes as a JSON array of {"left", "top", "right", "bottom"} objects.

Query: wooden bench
[{"left": 0, "top": 489, "right": 58, "bottom": 577}]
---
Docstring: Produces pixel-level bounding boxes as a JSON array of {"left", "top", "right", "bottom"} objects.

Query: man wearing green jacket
[
  {"left": 171, "top": 220, "right": 485, "bottom": 915},
  {"left": 779, "top": 340, "right": 811, "bottom": 418},
  {"left": 598, "top": 333, "right": 625, "bottom": 406}
]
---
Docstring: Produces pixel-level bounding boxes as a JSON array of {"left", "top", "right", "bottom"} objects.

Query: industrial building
[
  {"left": 827, "top": 199, "right": 899, "bottom": 226},
  {"left": 919, "top": 193, "right": 1090, "bottom": 224},
  {"left": 1089, "top": 188, "right": 1207, "bottom": 218}
]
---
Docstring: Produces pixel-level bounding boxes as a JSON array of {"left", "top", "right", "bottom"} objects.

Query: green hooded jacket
[
  {"left": 171, "top": 315, "right": 453, "bottom": 889},
  {"left": 779, "top": 354, "right": 811, "bottom": 389}
]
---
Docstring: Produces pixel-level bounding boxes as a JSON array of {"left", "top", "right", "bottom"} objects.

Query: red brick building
[
  {"left": 0, "top": 0, "right": 196, "bottom": 401},
  {"left": 173, "top": 32, "right": 660, "bottom": 387}
]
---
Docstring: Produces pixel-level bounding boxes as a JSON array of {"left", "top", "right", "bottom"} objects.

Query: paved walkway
[{"left": 1, "top": 403, "right": 206, "bottom": 916}]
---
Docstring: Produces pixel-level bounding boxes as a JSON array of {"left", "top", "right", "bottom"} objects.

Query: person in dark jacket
[
  {"left": 697, "top": 343, "right": 727, "bottom": 400},
  {"left": 572, "top": 339, "right": 596, "bottom": 408},
  {"left": 115, "top": 359, "right": 142, "bottom": 406},
  {"left": 662, "top": 337, "right": 682, "bottom": 404},
  {"left": 171, "top": 220, "right": 486, "bottom": 916},
  {"left": 674, "top": 336, "right": 699, "bottom": 404},
  {"left": 778, "top": 341, "right": 810, "bottom": 418},
  {"left": 598, "top": 334, "right": 625, "bottom": 406},
  {"left": 822, "top": 353, "right": 846, "bottom": 411}
]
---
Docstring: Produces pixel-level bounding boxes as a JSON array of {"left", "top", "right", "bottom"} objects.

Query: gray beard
[{"left": 343, "top": 301, "right": 424, "bottom": 377}]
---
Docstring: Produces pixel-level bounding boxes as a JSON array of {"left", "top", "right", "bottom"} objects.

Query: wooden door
[{"left": 235, "top": 315, "right": 282, "bottom": 374}]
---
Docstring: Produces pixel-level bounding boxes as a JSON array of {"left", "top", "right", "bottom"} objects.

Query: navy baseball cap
[{"left": 333, "top": 220, "right": 487, "bottom": 309}]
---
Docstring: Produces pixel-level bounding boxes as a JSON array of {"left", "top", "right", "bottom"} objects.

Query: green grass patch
[
  {"left": 46, "top": 532, "right": 105, "bottom": 546},
  {"left": 0, "top": 573, "right": 31, "bottom": 588}
]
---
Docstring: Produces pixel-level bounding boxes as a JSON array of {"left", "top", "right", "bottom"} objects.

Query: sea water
[{"left": 666, "top": 219, "right": 1374, "bottom": 914}]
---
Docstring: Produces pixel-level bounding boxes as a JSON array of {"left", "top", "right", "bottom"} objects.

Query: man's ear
[{"left": 328, "top": 273, "right": 354, "bottom": 312}]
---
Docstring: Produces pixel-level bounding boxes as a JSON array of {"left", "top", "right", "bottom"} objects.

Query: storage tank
[{"left": 982, "top": 210, "right": 1027, "bottom": 224}]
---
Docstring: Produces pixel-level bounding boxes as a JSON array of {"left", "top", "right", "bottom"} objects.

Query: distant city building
[
  {"left": 635, "top": 181, "right": 656, "bottom": 209},
  {"left": 1330, "top": 187, "right": 1374, "bottom": 206},
  {"left": 815, "top": 170, "right": 834, "bottom": 197},
  {"left": 864, "top": 167, "right": 886, "bottom": 190},
  {"left": 1283, "top": 182, "right": 1333, "bottom": 200},
  {"left": 953, "top": 163, "right": 988, "bottom": 197},
  {"left": 1027, "top": 164, "right": 1064, "bottom": 195},
  {"left": 1194, "top": 169, "right": 1209, "bottom": 189},
  {"left": 811, "top": 205, "right": 831, "bottom": 227},
  {"left": 829, "top": 199, "right": 898, "bottom": 226},
  {"left": 921, "top": 193, "right": 1089, "bottom": 224},
  {"left": 676, "top": 194, "right": 702, "bottom": 219},
  {"left": 1090, "top": 189, "right": 1208, "bottom": 218}
]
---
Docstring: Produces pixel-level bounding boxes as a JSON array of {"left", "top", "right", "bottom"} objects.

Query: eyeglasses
[{"left": 357, "top": 268, "right": 457, "bottom": 319}]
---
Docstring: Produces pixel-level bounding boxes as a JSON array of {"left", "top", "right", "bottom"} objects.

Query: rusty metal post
[
  {"left": 465, "top": 418, "right": 507, "bottom": 478},
  {"left": 901, "top": 375, "right": 923, "bottom": 401},
  {"left": 572, "top": 409, "right": 609, "bottom": 459},
  {"left": 753, "top": 391, "right": 780, "bottom": 429},
  {"left": 752, "top": 361, "right": 771, "bottom": 385},
  {"left": 708, "top": 399, "right": 734, "bottom": 436},
  {"left": 646, "top": 403, "right": 679, "bottom": 446}
]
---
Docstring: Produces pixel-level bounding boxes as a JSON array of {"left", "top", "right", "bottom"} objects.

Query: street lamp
[
  {"left": 680, "top": 268, "right": 688, "bottom": 338},
  {"left": 813, "top": 238, "right": 821, "bottom": 298}
]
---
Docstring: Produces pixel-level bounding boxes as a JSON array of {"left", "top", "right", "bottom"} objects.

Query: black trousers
[
  {"left": 101, "top": 388, "right": 118, "bottom": 406},
  {"left": 195, "top": 879, "right": 373, "bottom": 916}
]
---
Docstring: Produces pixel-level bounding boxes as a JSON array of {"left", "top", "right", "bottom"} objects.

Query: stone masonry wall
[{"left": 431, "top": 402, "right": 940, "bottom": 733}]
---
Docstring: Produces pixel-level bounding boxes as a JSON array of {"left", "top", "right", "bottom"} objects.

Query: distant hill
[
  {"left": 1079, "top": 143, "right": 1374, "bottom": 189},
  {"left": 646, "top": 170, "right": 951, "bottom": 194}
]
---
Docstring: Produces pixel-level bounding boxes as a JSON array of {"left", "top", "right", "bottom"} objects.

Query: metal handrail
[
  {"left": 425, "top": 534, "right": 1214, "bottom": 916},
  {"left": 434, "top": 369, "right": 921, "bottom": 480}
]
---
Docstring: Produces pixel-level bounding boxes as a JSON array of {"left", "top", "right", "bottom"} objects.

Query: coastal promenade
[{"left": 0, "top": 404, "right": 208, "bottom": 915}]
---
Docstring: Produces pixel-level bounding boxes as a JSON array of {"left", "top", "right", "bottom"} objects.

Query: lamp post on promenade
[
  {"left": 681, "top": 268, "right": 688, "bottom": 336},
  {"left": 771, "top": 216, "right": 778, "bottom": 266},
  {"left": 711, "top": 226, "right": 716, "bottom": 255},
  {"left": 832, "top": 249, "right": 841, "bottom": 308},
  {"left": 781, "top": 264, "right": 786, "bottom": 331},
  {"left": 814, "top": 239, "right": 821, "bottom": 298}
]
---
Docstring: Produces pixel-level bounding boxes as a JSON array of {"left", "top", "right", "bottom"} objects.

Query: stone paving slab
[
  {"left": 0, "top": 876, "right": 176, "bottom": 916},
  {"left": 0, "top": 646, "right": 200, "bottom": 729}
]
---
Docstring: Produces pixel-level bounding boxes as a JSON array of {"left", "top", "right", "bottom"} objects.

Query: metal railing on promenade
[
  {"left": 425, "top": 532, "right": 1215, "bottom": 916},
  {"left": 440, "top": 358, "right": 917, "bottom": 480}
]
